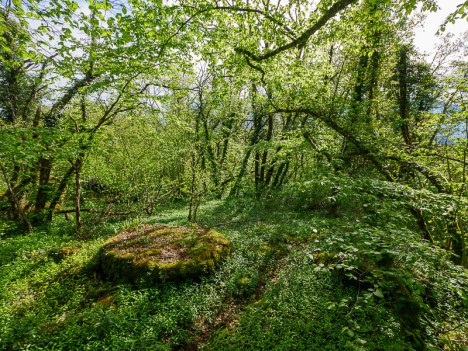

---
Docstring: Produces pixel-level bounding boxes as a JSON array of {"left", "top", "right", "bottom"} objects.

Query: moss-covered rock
[
  {"left": 99, "top": 225, "right": 231, "bottom": 283},
  {"left": 48, "top": 246, "right": 78, "bottom": 263}
]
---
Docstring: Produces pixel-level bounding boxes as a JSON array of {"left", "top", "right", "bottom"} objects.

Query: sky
[
  {"left": 25, "top": 0, "right": 467, "bottom": 64},
  {"left": 413, "top": 0, "right": 468, "bottom": 57}
]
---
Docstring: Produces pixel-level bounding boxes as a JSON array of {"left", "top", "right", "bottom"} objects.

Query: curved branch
[
  {"left": 244, "top": 55, "right": 266, "bottom": 81},
  {"left": 236, "top": 0, "right": 358, "bottom": 62},
  {"left": 44, "top": 68, "right": 97, "bottom": 127},
  {"left": 275, "top": 107, "right": 448, "bottom": 193},
  {"left": 176, "top": 4, "right": 296, "bottom": 43},
  {"left": 274, "top": 107, "right": 394, "bottom": 182},
  {"left": 211, "top": 6, "right": 296, "bottom": 39}
]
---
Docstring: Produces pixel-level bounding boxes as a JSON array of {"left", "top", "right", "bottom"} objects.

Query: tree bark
[
  {"left": 75, "top": 159, "right": 83, "bottom": 232},
  {"left": 0, "top": 163, "right": 32, "bottom": 232},
  {"left": 33, "top": 157, "right": 52, "bottom": 224},
  {"left": 398, "top": 47, "right": 412, "bottom": 149}
]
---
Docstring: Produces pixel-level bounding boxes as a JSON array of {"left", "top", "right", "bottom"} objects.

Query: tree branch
[
  {"left": 274, "top": 107, "right": 394, "bottom": 182},
  {"left": 211, "top": 6, "right": 296, "bottom": 38},
  {"left": 44, "top": 68, "right": 97, "bottom": 127},
  {"left": 235, "top": 0, "right": 357, "bottom": 62}
]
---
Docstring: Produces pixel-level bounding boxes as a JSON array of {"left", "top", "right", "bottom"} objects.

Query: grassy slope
[{"left": 0, "top": 198, "right": 467, "bottom": 350}]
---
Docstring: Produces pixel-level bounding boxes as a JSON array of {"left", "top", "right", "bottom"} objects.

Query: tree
[
  {"left": 0, "top": 0, "right": 195, "bottom": 227},
  {"left": 187, "top": 0, "right": 466, "bottom": 266}
]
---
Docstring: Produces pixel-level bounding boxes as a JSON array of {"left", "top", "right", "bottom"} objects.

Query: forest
[{"left": 1, "top": 0, "right": 467, "bottom": 350}]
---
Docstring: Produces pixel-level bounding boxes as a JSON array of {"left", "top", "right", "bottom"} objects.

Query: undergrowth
[{"left": 0, "top": 181, "right": 467, "bottom": 350}]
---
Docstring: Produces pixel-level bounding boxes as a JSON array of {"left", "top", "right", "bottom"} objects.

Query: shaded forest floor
[{"left": 1, "top": 196, "right": 467, "bottom": 350}]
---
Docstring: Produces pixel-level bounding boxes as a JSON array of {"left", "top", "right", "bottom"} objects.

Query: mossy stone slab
[{"left": 99, "top": 225, "right": 231, "bottom": 283}]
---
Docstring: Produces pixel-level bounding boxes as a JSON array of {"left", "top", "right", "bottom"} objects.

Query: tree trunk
[
  {"left": 341, "top": 54, "right": 368, "bottom": 166},
  {"left": 230, "top": 85, "right": 263, "bottom": 196},
  {"left": 33, "top": 157, "right": 52, "bottom": 224},
  {"left": 45, "top": 164, "right": 76, "bottom": 222},
  {"left": 0, "top": 163, "right": 32, "bottom": 232},
  {"left": 398, "top": 46, "right": 412, "bottom": 149},
  {"left": 260, "top": 114, "right": 274, "bottom": 184},
  {"left": 188, "top": 152, "right": 200, "bottom": 222},
  {"left": 75, "top": 159, "right": 83, "bottom": 232}
]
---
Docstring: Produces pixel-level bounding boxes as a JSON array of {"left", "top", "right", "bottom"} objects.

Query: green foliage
[
  {"left": 207, "top": 255, "right": 401, "bottom": 351},
  {"left": 439, "top": 1, "right": 468, "bottom": 33},
  {"left": 313, "top": 221, "right": 468, "bottom": 349},
  {"left": 282, "top": 170, "right": 468, "bottom": 245},
  {"left": 1, "top": 0, "right": 468, "bottom": 350},
  {"left": 1, "top": 199, "right": 467, "bottom": 350}
]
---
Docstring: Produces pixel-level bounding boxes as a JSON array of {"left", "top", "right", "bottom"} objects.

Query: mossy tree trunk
[{"left": 188, "top": 151, "right": 201, "bottom": 223}]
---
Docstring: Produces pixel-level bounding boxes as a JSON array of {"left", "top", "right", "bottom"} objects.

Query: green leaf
[{"left": 374, "top": 289, "right": 384, "bottom": 298}]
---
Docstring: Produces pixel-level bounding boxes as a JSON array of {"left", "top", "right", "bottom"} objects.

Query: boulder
[{"left": 99, "top": 225, "right": 231, "bottom": 283}]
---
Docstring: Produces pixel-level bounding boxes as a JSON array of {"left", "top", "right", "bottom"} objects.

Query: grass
[{"left": 0, "top": 196, "right": 467, "bottom": 350}]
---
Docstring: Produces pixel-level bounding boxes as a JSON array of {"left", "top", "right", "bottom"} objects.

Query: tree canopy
[{"left": 1, "top": 0, "right": 467, "bottom": 349}]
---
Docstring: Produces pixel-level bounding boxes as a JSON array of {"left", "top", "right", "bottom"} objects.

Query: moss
[
  {"left": 48, "top": 246, "right": 78, "bottom": 263},
  {"left": 238, "top": 277, "right": 251, "bottom": 286},
  {"left": 313, "top": 252, "right": 337, "bottom": 265},
  {"left": 96, "top": 294, "right": 115, "bottom": 308},
  {"left": 99, "top": 224, "right": 231, "bottom": 284}
]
